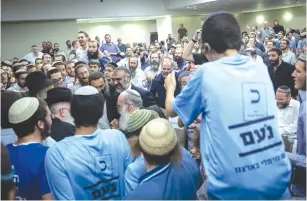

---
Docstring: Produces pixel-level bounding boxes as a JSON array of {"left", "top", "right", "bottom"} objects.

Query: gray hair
[
  {"left": 50, "top": 102, "right": 70, "bottom": 115},
  {"left": 121, "top": 89, "right": 143, "bottom": 109},
  {"left": 277, "top": 85, "right": 291, "bottom": 97}
]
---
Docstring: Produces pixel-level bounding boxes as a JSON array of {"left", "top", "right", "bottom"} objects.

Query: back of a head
[
  {"left": 201, "top": 12, "right": 241, "bottom": 53},
  {"left": 1, "top": 91, "right": 23, "bottom": 129},
  {"left": 139, "top": 118, "right": 181, "bottom": 165},
  {"left": 125, "top": 109, "right": 159, "bottom": 136},
  {"left": 71, "top": 86, "right": 104, "bottom": 128},
  {"left": 1, "top": 143, "right": 14, "bottom": 200},
  {"left": 26, "top": 71, "right": 53, "bottom": 96},
  {"left": 8, "top": 97, "right": 47, "bottom": 139},
  {"left": 89, "top": 71, "right": 104, "bottom": 84}
]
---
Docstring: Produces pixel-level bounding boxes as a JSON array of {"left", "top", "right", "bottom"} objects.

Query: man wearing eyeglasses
[
  {"left": 46, "top": 88, "right": 75, "bottom": 142},
  {"left": 109, "top": 67, "right": 156, "bottom": 127}
]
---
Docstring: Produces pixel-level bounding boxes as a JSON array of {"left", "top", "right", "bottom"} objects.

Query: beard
[
  {"left": 175, "top": 56, "right": 182, "bottom": 61},
  {"left": 277, "top": 102, "right": 289, "bottom": 109},
  {"left": 88, "top": 51, "right": 99, "bottom": 59},
  {"left": 78, "top": 76, "right": 89, "bottom": 86},
  {"left": 151, "top": 60, "right": 160, "bottom": 70},
  {"left": 54, "top": 48, "right": 59, "bottom": 51},
  {"left": 269, "top": 59, "right": 279, "bottom": 66},
  {"left": 119, "top": 105, "right": 130, "bottom": 131},
  {"left": 62, "top": 115, "right": 75, "bottom": 126},
  {"left": 129, "top": 67, "right": 137, "bottom": 77},
  {"left": 18, "top": 82, "right": 25, "bottom": 88},
  {"left": 40, "top": 119, "right": 51, "bottom": 140}
]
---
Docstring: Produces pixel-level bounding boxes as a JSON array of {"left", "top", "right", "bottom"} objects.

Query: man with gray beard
[
  {"left": 144, "top": 51, "right": 161, "bottom": 89},
  {"left": 110, "top": 67, "right": 156, "bottom": 129},
  {"left": 45, "top": 88, "right": 76, "bottom": 142},
  {"left": 115, "top": 89, "right": 143, "bottom": 131}
]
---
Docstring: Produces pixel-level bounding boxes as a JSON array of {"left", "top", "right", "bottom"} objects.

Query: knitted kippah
[
  {"left": 126, "top": 109, "right": 153, "bottom": 133},
  {"left": 139, "top": 118, "right": 178, "bottom": 156},
  {"left": 9, "top": 97, "right": 39, "bottom": 124}
]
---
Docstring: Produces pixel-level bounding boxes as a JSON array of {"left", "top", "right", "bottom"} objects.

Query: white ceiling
[{"left": 169, "top": 0, "right": 307, "bottom": 14}]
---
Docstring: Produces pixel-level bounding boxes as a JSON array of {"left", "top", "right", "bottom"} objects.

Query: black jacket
[
  {"left": 267, "top": 61, "right": 297, "bottom": 97},
  {"left": 51, "top": 117, "right": 75, "bottom": 142}
]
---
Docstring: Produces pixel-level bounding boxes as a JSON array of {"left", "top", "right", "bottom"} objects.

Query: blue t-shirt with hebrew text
[
  {"left": 6, "top": 142, "right": 50, "bottom": 200},
  {"left": 173, "top": 54, "right": 291, "bottom": 200},
  {"left": 45, "top": 129, "right": 132, "bottom": 200}
]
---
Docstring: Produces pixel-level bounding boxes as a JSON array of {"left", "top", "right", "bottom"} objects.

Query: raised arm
[{"left": 183, "top": 29, "right": 201, "bottom": 62}]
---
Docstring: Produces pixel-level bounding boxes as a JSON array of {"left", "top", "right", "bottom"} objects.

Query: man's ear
[
  {"left": 37, "top": 120, "right": 45, "bottom": 130},
  {"left": 202, "top": 43, "right": 211, "bottom": 53}
]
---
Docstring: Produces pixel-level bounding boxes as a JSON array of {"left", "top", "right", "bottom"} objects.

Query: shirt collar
[
  {"left": 139, "top": 163, "right": 170, "bottom": 184},
  {"left": 299, "top": 90, "right": 306, "bottom": 102}
]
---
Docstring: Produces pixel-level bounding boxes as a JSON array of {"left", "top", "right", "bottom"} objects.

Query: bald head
[
  {"left": 264, "top": 21, "right": 269, "bottom": 28},
  {"left": 162, "top": 59, "right": 174, "bottom": 78}
]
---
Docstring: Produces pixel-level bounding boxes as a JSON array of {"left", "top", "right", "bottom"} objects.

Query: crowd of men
[{"left": 1, "top": 12, "right": 306, "bottom": 200}]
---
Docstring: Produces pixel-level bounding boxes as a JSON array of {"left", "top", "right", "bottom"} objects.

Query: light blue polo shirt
[{"left": 173, "top": 54, "right": 291, "bottom": 200}]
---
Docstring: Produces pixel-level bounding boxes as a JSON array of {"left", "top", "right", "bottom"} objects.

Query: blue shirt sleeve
[
  {"left": 45, "top": 146, "right": 76, "bottom": 200},
  {"left": 172, "top": 67, "right": 205, "bottom": 126}
]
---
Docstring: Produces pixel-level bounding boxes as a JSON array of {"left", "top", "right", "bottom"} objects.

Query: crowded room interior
[{"left": 1, "top": 0, "right": 307, "bottom": 200}]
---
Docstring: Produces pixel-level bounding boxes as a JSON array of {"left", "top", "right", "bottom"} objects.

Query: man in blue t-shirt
[
  {"left": 125, "top": 118, "right": 202, "bottom": 200},
  {"left": 45, "top": 86, "right": 132, "bottom": 200},
  {"left": 165, "top": 12, "right": 291, "bottom": 200},
  {"left": 7, "top": 97, "right": 52, "bottom": 200}
]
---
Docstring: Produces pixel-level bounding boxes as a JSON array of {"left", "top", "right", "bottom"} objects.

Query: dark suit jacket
[
  {"left": 131, "top": 84, "right": 157, "bottom": 107},
  {"left": 105, "top": 86, "right": 120, "bottom": 123},
  {"left": 150, "top": 72, "right": 181, "bottom": 109}
]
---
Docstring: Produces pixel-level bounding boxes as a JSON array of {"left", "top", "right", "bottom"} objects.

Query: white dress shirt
[
  {"left": 131, "top": 68, "right": 146, "bottom": 88},
  {"left": 276, "top": 99, "right": 300, "bottom": 135}
]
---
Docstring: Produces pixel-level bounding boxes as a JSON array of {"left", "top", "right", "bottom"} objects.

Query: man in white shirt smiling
[{"left": 276, "top": 85, "right": 300, "bottom": 135}]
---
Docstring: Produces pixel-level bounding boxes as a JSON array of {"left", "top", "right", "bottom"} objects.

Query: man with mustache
[
  {"left": 275, "top": 85, "right": 300, "bottom": 135},
  {"left": 268, "top": 48, "right": 297, "bottom": 97},
  {"left": 64, "top": 61, "right": 75, "bottom": 85},
  {"left": 174, "top": 48, "right": 188, "bottom": 71},
  {"left": 89, "top": 72, "right": 110, "bottom": 129},
  {"left": 128, "top": 56, "right": 146, "bottom": 88},
  {"left": 7, "top": 70, "right": 28, "bottom": 93},
  {"left": 140, "top": 50, "right": 150, "bottom": 70},
  {"left": 144, "top": 51, "right": 161, "bottom": 89},
  {"left": 67, "top": 64, "right": 89, "bottom": 94},
  {"left": 116, "top": 89, "right": 143, "bottom": 131},
  {"left": 110, "top": 67, "right": 156, "bottom": 127},
  {"left": 150, "top": 59, "right": 180, "bottom": 108}
]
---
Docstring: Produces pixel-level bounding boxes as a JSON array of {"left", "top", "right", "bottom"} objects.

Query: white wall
[
  {"left": 1, "top": 20, "right": 78, "bottom": 60},
  {"left": 156, "top": 16, "right": 173, "bottom": 41},
  {"left": 236, "top": 6, "right": 306, "bottom": 32},
  {"left": 2, "top": 0, "right": 169, "bottom": 22},
  {"left": 77, "top": 20, "right": 157, "bottom": 46},
  {"left": 171, "top": 16, "right": 202, "bottom": 40}
]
